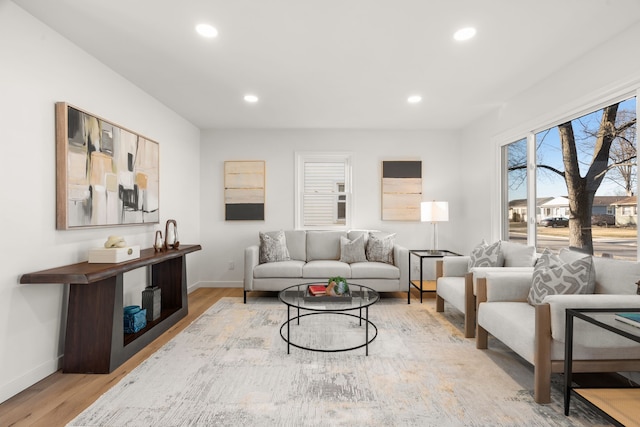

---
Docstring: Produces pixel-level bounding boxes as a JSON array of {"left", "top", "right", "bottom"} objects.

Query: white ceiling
[{"left": 12, "top": 0, "right": 640, "bottom": 130}]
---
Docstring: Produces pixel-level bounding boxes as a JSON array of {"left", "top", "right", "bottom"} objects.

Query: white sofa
[
  {"left": 435, "top": 241, "right": 537, "bottom": 337},
  {"left": 475, "top": 252, "right": 640, "bottom": 403},
  {"left": 244, "top": 230, "right": 408, "bottom": 302}
]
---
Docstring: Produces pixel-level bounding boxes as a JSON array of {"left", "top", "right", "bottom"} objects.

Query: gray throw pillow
[
  {"left": 468, "top": 239, "right": 501, "bottom": 269},
  {"left": 339, "top": 235, "right": 367, "bottom": 264},
  {"left": 527, "top": 249, "right": 594, "bottom": 305},
  {"left": 366, "top": 232, "right": 395, "bottom": 264},
  {"left": 259, "top": 231, "right": 291, "bottom": 264}
]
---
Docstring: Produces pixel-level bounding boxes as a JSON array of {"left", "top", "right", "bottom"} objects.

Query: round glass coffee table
[{"left": 278, "top": 283, "right": 380, "bottom": 356}]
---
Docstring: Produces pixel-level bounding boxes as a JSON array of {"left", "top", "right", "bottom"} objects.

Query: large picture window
[
  {"left": 502, "top": 96, "right": 637, "bottom": 260},
  {"left": 295, "top": 152, "right": 352, "bottom": 229}
]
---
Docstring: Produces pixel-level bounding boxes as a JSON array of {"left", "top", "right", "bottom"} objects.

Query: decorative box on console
[{"left": 88, "top": 245, "right": 140, "bottom": 263}]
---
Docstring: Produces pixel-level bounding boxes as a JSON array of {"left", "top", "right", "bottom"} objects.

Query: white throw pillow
[
  {"left": 259, "top": 231, "right": 291, "bottom": 264},
  {"left": 468, "top": 239, "right": 501, "bottom": 269},
  {"left": 339, "top": 235, "right": 368, "bottom": 264},
  {"left": 366, "top": 232, "right": 395, "bottom": 264},
  {"left": 527, "top": 249, "right": 594, "bottom": 305}
]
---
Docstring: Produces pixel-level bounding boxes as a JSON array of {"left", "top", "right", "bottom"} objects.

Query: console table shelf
[{"left": 20, "top": 244, "right": 201, "bottom": 374}]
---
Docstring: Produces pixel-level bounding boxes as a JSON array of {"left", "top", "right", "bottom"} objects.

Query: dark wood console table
[{"left": 20, "top": 244, "right": 201, "bottom": 374}]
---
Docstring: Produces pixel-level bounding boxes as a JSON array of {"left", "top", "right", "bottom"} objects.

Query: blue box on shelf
[{"left": 123, "top": 305, "right": 147, "bottom": 334}]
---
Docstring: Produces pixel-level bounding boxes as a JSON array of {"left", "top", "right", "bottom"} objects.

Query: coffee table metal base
[{"left": 280, "top": 308, "right": 378, "bottom": 355}]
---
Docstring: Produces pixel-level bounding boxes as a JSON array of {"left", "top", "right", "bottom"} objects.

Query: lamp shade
[{"left": 421, "top": 201, "right": 449, "bottom": 222}]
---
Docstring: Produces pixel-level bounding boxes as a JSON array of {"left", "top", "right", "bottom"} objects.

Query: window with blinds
[{"left": 295, "top": 152, "right": 352, "bottom": 229}]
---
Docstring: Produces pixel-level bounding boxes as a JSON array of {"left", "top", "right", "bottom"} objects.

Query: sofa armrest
[
  {"left": 441, "top": 256, "right": 470, "bottom": 277},
  {"left": 544, "top": 294, "right": 640, "bottom": 344},
  {"left": 244, "top": 245, "right": 259, "bottom": 291},
  {"left": 478, "top": 271, "right": 533, "bottom": 302},
  {"left": 394, "top": 244, "right": 409, "bottom": 290}
]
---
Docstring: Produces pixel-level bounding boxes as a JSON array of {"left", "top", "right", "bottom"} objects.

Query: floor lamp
[{"left": 421, "top": 201, "right": 449, "bottom": 253}]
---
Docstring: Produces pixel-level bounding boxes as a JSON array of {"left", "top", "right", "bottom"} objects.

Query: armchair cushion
[
  {"left": 500, "top": 241, "right": 536, "bottom": 267},
  {"left": 468, "top": 239, "right": 501, "bottom": 269},
  {"left": 527, "top": 249, "right": 594, "bottom": 305}
]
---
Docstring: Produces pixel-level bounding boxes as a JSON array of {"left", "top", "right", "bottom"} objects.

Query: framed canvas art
[
  {"left": 55, "top": 102, "right": 160, "bottom": 229},
  {"left": 381, "top": 160, "right": 422, "bottom": 221},
  {"left": 224, "top": 160, "right": 265, "bottom": 220}
]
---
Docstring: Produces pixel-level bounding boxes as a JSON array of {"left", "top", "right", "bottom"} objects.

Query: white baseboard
[
  {"left": 0, "top": 356, "right": 62, "bottom": 404},
  {"left": 188, "top": 281, "right": 243, "bottom": 293}
]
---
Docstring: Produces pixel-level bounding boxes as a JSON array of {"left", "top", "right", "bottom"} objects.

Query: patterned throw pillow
[
  {"left": 366, "top": 233, "right": 395, "bottom": 264},
  {"left": 259, "top": 231, "right": 291, "bottom": 264},
  {"left": 468, "top": 239, "right": 502, "bottom": 269},
  {"left": 527, "top": 249, "right": 594, "bottom": 305},
  {"left": 339, "top": 235, "right": 368, "bottom": 264}
]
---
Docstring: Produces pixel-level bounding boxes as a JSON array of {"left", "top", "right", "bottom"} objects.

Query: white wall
[
  {"left": 199, "top": 129, "right": 464, "bottom": 286},
  {"left": 0, "top": 1, "right": 201, "bottom": 403},
  {"left": 458, "top": 21, "right": 640, "bottom": 250}
]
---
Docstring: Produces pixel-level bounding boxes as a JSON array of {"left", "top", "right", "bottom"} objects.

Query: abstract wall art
[
  {"left": 381, "top": 160, "right": 422, "bottom": 221},
  {"left": 224, "top": 160, "right": 265, "bottom": 220},
  {"left": 55, "top": 102, "right": 160, "bottom": 229}
]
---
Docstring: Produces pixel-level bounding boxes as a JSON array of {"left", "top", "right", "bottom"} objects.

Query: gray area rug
[{"left": 68, "top": 297, "right": 609, "bottom": 426}]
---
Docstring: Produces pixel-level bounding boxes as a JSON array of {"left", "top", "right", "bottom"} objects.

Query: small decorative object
[
  {"left": 154, "top": 230, "right": 164, "bottom": 252},
  {"left": 123, "top": 305, "right": 147, "bottom": 334},
  {"left": 164, "top": 219, "right": 180, "bottom": 250},
  {"left": 328, "top": 276, "right": 349, "bottom": 296},
  {"left": 142, "top": 286, "right": 161, "bottom": 321},
  {"left": 104, "top": 235, "right": 127, "bottom": 248},
  {"left": 88, "top": 239, "right": 140, "bottom": 263}
]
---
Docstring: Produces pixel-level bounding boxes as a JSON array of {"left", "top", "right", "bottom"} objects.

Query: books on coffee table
[
  {"left": 308, "top": 285, "right": 327, "bottom": 296},
  {"left": 614, "top": 312, "right": 640, "bottom": 328}
]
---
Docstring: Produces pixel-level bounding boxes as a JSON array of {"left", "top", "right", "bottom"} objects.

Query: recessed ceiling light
[
  {"left": 453, "top": 27, "right": 476, "bottom": 41},
  {"left": 244, "top": 94, "right": 259, "bottom": 103},
  {"left": 407, "top": 95, "right": 422, "bottom": 104},
  {"left": 196, "top": 23, "right": 218, "bottom": 38}
]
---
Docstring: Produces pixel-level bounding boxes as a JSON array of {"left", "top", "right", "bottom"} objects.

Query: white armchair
[{"left": 476, "top": 261, "right": 640, "bottom": 404}]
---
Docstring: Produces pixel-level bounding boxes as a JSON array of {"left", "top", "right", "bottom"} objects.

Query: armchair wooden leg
[
  {"left": 534, "top": 364, "right": 551, "bottom": 404},
  {"left": 464, "top": 273, "right": 475, "bottom": 338},
  {"left": 476, "top": 325, "right": 488, "bottom": 349},
  {"left": 436, "top": 295, "right": 445, "bottom": 312},
  {"left": 534, "top": 303, "right": 552, "bottom": 404}
]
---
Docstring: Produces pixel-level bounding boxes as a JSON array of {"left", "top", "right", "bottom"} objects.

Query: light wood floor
[{"left": 0, "top": 287, "right": 416, "bottom": 426}]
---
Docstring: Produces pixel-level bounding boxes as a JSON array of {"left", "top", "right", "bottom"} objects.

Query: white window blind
[{"left": 295, "top": 153, "right": 352, "bottom": 229}]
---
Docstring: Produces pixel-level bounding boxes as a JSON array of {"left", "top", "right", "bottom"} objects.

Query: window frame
[
  {"left": 498, "top": 90, "right": 639, "bottom": 258},
  {"left": 294, "top": 151, "right": 353, "bottom": 230}
]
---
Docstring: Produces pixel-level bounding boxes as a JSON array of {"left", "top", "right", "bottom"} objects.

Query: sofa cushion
[
  {"left": 302, "top": 260, "right": 351, "bottom": 278},
  {"left": 254, "top": 260, "right": 304, "bottom": 278},
  {"left": 351, "top": 261, "right": 399, "bottom": 279},
  {"left": 259, "top": 231, "right": 291, "bottom": 263},
  {"left": 527, "top": 249, "right": 594, "bottom": 305},
  {"left": 339, "top": 235, "right": 367, "bottom": 264},
  {"left": 306, "top": 231, "right": 346, "bottom": 261},
  {"left": 284, "top": 230, "right": 307, "bottom": 261},
  {"left": 500, "top": 241, "right": 536, "bottom": 267},
  {"left": 468, "top": 239, "right": 501, "bottom": 269},
  {"left": 366, "top": 232, "right": 395, "bottom": 264}
]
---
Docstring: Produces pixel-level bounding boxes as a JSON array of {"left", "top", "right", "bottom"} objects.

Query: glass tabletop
[
  {"left": 567, "top": 308, "right": 640, "bottom": 344},
  {"left": 278, "top": 282, "right": 380, "bottom": 312}
]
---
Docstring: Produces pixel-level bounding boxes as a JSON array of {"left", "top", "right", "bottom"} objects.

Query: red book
[{"left": 308, "top": 285, "right": 327, "bottom": 296}]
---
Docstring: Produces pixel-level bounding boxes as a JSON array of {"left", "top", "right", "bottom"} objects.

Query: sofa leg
[
  {"left": 244, "top": 290, "right": 247, "bottom": 304},
  {"left": 476, "top": 325, "right": 488, "bottom": 349},
  {"left": 436, "top": 295, "right": 444, "bottom": 312}
]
